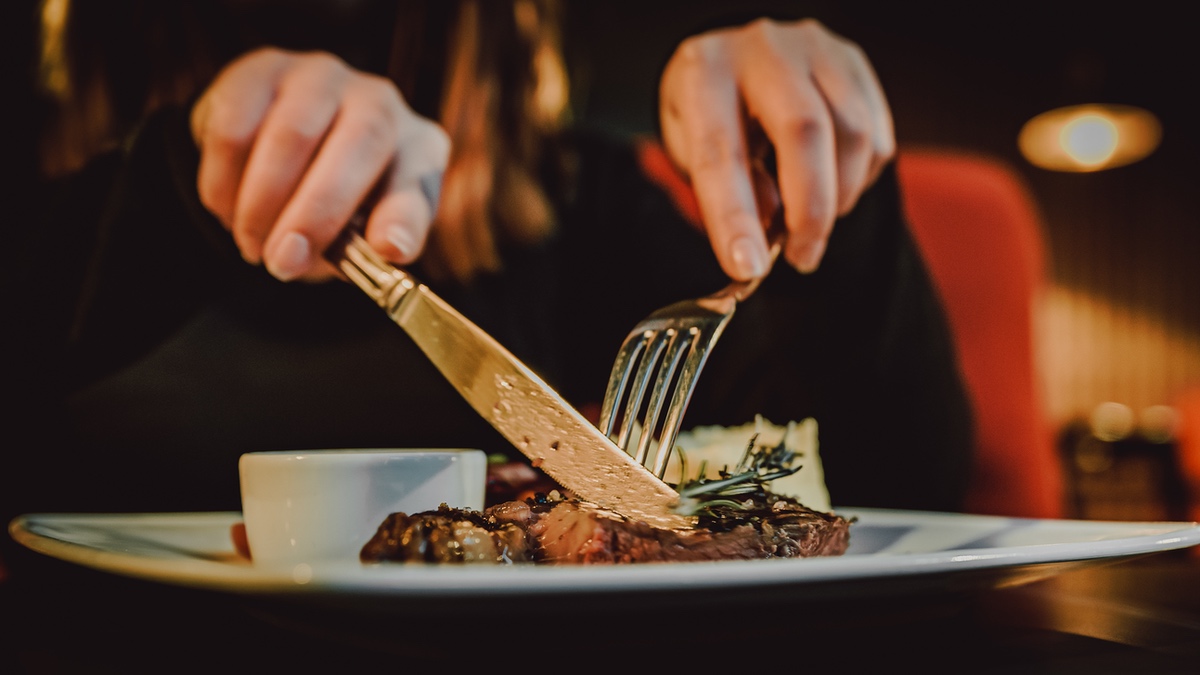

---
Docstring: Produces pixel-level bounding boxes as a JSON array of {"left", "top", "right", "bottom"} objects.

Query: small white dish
[{"left": 238, "top": 448, "right": 486, "bottom": 568}]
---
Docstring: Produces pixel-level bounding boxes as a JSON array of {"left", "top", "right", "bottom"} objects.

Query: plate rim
[{"left": 10, "top": 508, "right": 1200, "bottom": 599}]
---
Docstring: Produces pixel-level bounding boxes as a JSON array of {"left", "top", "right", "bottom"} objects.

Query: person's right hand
[{"left": 190, "top": 47, "right": 450, "bottom": 282}]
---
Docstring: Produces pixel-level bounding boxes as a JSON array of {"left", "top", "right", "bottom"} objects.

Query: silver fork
[{"left": 599, "top": 217, "right": 786, "bottom": 479}]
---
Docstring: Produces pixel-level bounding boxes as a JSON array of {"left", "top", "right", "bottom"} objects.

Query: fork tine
[
  {"left": 633, "top": 327, "right": 696, "bottom": 467},
  {"left": 615, "top": 329, "right": 672, "bottom": 450},
  {"left": 598, "top": 330, "right": 649, "bottom": 438},
  {"left": 648, "top": 331, "right": 712, "bottom": 478}
]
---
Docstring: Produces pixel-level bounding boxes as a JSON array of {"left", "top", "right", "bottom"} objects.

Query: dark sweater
[{"left": 1, "top": 107, "right": 974, "bottom": 525}]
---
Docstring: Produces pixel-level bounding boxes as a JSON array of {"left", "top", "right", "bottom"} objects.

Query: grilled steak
[{"left": 359, "top": 491, "right": 852, "bottom": 565}]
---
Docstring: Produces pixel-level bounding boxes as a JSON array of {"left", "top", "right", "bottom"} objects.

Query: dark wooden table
[{"left": 3, "top": 545, "right": 1199, "bottom": 673}]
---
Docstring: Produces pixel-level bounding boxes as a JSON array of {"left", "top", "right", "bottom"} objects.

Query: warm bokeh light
[
  {"left": 39, "top": 0, "right": 71, "bottom": 97},
  {"left": 1018, "top": 104, "right": 1161, "bottom": 172},
  {"left": 1060, "top": 114, "right": 1118, "bottom": 167},
  {"left": 1091, "top": 401, "right": 1135, "bottom": 442},
  {"left": 1139, "top": 404, "right": 1180, "bottom": 444}
]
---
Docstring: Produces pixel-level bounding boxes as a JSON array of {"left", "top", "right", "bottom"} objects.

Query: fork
[{"left": 598, "top": 216, "right": 786, "bottom": 479}]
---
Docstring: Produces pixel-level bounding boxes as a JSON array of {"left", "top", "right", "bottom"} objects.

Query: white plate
[{"left": 10, "top": 509, "right": 1200, "bottom": 613}]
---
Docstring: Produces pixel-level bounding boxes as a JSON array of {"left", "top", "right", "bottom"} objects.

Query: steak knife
[{"left": 326, "top": 231, "right": 693, "bottom": 530}]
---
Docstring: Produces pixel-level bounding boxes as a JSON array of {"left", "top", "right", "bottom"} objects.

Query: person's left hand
[{"left": 658, "top": 18, "right": 895, "bottom": 281}]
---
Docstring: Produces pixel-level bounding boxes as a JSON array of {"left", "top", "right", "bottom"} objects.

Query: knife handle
[{"left": 326, "top": 229, "right": 417, "bottom": 312}]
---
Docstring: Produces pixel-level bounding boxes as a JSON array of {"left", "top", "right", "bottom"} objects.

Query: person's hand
[
  {"left": 659, "top": 18, "right": 895, "bottom": 280},
  {"left": 190, "top": 47, "right": 449, "bottom": 281}
]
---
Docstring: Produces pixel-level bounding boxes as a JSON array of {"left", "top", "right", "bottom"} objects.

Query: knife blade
[{"left": 326, "top": 231, "right": 693, "bottom": 530}]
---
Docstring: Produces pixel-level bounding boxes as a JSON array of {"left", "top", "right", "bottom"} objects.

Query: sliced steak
[{"left": 360, "top": 492, "right": 852, "bottom": 565}]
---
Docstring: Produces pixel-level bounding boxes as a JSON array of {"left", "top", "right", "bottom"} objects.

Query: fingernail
[
  {"left": 386, "top": 223, "right": 419, "bottom": 260},
  {"left": 729, "top": 235, "right": 769, "bottom": 279},
  {"left": 794, "top": 239, "right": 826, "bottom": 274},
  {"left": 265, "top": 232, "right": 310, "bottom": 281}
]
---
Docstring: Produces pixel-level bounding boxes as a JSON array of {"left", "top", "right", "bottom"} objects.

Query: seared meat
[
  {"left": 358, "top": 502, "right": 535, "bottom": 565},
  {"left": 360, "top": 492, "right": 852, "bottom": 565}
]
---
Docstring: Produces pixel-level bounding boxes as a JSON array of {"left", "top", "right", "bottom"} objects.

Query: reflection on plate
[{"left": 10, "top": 509, "right": 1200, "bottom": 613}]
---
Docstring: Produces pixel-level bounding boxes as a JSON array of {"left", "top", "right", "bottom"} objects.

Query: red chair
[
  {"left": 897, "top": 145, "right": 1065, "bottom": 519},
  {"left": 1174, "top": 386, "right": 1200, "bottom": 524}
]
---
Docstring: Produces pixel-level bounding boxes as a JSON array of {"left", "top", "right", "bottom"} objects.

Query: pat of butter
[{"left": 667, "top": 416, "right": 831, "bottom": 513}]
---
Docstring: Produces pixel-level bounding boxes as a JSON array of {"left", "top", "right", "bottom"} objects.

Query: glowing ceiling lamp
[{"left": 1018, "top": 103, "right": 1161, "bottom": 172}]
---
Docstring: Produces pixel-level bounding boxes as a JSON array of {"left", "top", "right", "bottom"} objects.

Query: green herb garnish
[{"left": 672, "top": 432, "right": 803, "bottom": 517}]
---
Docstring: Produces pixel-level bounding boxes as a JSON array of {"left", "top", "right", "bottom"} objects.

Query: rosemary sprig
[{"left": 672, "top": 431, "right": 804, "bottom": 516}]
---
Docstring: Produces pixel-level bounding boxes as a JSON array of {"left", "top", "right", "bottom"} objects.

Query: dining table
[{"left": 3, "top": 519, "right": 1200, "bottom": 673}]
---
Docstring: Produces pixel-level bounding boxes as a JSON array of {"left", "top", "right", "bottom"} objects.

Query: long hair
[{"left": 37, "top": 0, "right": 569, "bottom": 283}]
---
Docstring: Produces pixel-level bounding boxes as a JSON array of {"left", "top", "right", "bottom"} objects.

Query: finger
[
  {"left": 750, "top": 159, "right": 782, "bottom": 229},
  {"left": 807, "top": 27, "right": 895, "bottom": 214},
  {"left": 734, "top": 31, "right": 838, "bottom": 274},
  {"left": 232, "top": 53, "right": 347, "bottom": 265},
  {"left": 261, "top": 75, "right": 406, "bottom": 281},
  {"left": 364, "top": 184, "right": 434, "bottom": 266},
  {"left": 191, "top": 49, "right": 291, "bottom": 230},
  {"left": 362, "top": 120, "right": 450, "bottom": 265},
  {"left": 663, "top": 37, "right": 770, "bottom": 281},
  {"left": 836, "top": 38, "right": 895, "bottom": 187}
]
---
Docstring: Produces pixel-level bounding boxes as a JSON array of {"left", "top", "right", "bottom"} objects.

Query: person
[{"left": 2, "top": 0, "right": 973, "bottom": 563}]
